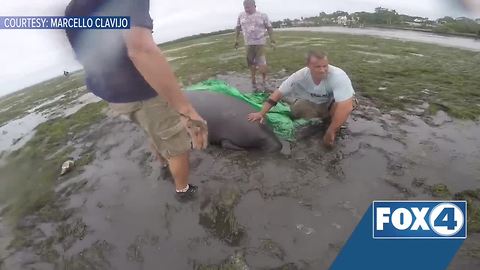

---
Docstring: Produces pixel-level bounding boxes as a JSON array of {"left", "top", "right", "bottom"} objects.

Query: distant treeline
[
  {"left": 271, "top": 7, "right": 480, "bottom": 37},
  {"left": 432, "top": 16, "right": 480, "bottom": 35}
]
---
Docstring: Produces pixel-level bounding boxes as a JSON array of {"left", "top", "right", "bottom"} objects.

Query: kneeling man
[{"left": 248, "top": 50, "right": 356, "bottom": 147}]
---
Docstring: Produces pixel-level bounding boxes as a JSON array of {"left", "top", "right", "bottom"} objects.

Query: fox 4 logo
[{"left": 373, "top": 201, "right": 467, "bottom": 239}]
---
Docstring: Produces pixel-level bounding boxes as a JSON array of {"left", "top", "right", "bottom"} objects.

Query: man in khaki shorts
[
  {"left": 65, "top": 0, "right": 207, "bottom": 202},
  {"left": 248, "top": 50, "right": 357, "bottom": 147},
  {"left": 235, "top": 0, "right": 276, "bottom": 90}
]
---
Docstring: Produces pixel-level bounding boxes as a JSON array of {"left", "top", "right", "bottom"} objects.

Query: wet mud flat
[{"left": 0, "top": 75, "right": 479, "bottom": 270}]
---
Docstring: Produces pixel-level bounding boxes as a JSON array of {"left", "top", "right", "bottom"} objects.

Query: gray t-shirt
[{"left": 279, "top": 65, "right": 355, "bottom": 104}]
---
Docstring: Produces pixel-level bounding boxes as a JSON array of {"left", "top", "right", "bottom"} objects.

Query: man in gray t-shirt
[{"left": 248, "top": 50, "right": 356, "bottom": 147}]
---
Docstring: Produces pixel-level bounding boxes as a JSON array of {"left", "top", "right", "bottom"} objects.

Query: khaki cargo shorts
[
  {"left": 109, "top": 95, "right": 191, "bottom": 159},
  {"left": 246, "top": 45, "right": 267, "bottom": 66},
  {"left": 291, "top": 97, "right": 359, "bottom": 119}
]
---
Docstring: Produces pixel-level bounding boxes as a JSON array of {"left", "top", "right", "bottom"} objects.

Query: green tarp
[{"left": 186, "top": 80, "right": 311, "bottom": 141}]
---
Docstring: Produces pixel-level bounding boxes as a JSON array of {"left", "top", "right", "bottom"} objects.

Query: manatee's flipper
[
  {"left": 260, "top": 138, "right": 282, "bottom": 153},
  {"left": 221, "top": 140, "right": 246, "bottom": 151},
  {"left": 258, "top": 126, "right": 282, "bottom": 153}
]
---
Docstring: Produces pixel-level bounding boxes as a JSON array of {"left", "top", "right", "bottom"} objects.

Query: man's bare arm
[
  {"left": 124, "top": 27, "right": 195, "bottom": 116},
  {"left": 267, "top": 27, "right": 275, "bottom": 43},
  {"left": 124, "top": 27, "right": 208, "bottom": 150},
  {"left": 259, "top": 90, "right": 283, "bottom": 115},
  {"left": 327, "top": 98, "right": 353, "bottom": 133},
  {"left": 247, "top": 90, "right": 283, "bottom": 123},
  {"left": 235, "top": 25, "right": 242, "bottom": 46}
]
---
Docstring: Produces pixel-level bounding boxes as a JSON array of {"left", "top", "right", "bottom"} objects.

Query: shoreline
[
  {"left": 275, "top": 24, "right": 480, "bottom": 39},
  {"left": 277, "top": 26, "right": 480, "bottom": 52}
]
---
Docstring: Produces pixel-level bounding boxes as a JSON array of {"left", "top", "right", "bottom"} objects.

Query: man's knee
[
  {"left": 291, "top": 100, "right": 322, "bottom": 119},
  {"left": 329, "top": 102, "right": 354, "bottom": 119},
  {"left": 258, "top": 64, "right": 268, "bottom": 73}
]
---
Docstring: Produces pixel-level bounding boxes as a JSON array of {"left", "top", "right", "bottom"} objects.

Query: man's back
[{"left": 65, "top": 0, "right": 157, "bottom": 103}]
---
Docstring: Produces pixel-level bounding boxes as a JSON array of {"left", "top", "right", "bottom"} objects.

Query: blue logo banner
[
  {"left": 0, "top": 16, "right": 130, "bottom": 29},
  {"left": 330, "top": 203, "right": 465, "bottom": 270}
]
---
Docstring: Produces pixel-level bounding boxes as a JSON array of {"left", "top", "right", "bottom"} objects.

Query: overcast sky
[{"left": 0, "top": 0, "right": 476, "bottom": 97}]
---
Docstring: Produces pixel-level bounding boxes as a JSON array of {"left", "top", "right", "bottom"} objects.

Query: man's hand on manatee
[
  {"left": 247, "top": 112, "right": 265, "bottom": 124},
  {"left": 180, "top": 111, "right": 209, "bottom": 150}
]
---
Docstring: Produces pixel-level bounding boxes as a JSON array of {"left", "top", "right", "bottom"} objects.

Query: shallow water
[
  {"left": 0, "top": 91, "right": 100, "bottom": 156},
  {"left": 279, "top": 27, "right": 480, "bottom": 51},
  {"left": 0, "top": 113, "right": 47, "bottom": 154}
]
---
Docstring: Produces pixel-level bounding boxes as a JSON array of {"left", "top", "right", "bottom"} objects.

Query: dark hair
[
  {"left": 243, "top": 0, "right": 256, "bottom": 6},
  {"left": 306, "top": 50, "right": 328, "bottom": 64}
]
